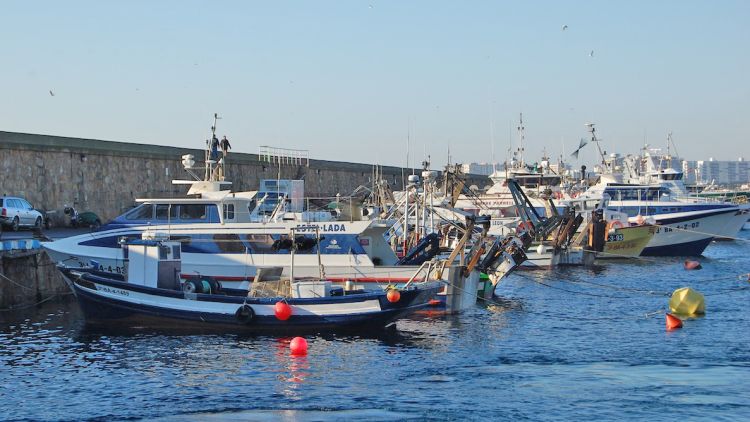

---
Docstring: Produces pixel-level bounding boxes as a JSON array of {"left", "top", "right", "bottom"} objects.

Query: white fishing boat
[
  {"left": 572, "top": 125, "right": 749, "bottom": 254},
  {"left": 57, "top": 235, "right": 443, "bottom": 333},
  {"left": 454, "top": 114, "right": 564, "bottom": 221}
]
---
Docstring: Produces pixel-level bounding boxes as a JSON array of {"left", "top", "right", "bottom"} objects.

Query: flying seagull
[
  {"left": 562, "top": 25, "right": 568, "bottom": 31},
  {"left": 49, "top": 90, "right": 55, "bottom": 96},
  {"left": 589, "top": 50, "right": 594, "bottom": 57}
]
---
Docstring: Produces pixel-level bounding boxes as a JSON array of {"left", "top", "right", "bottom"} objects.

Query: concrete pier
[{"left": 0, "top": 250, "right": 69, "bottom": 311}]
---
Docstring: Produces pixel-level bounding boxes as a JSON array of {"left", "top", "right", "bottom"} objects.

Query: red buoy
[
  {"left": 386, "top": 289, "right": 401, "bottom": 303},
  {"left": 666, "top": 313, "right": 683, "bottom": 330},
  {"left": 274, "top": 301, "right": 292, "bottom": 321},
  {"left": 684, "top": 260, "right": 702, "bottom": 270},
  {"left": 290, "top": 337, "right": 308, "bottom": 355}
]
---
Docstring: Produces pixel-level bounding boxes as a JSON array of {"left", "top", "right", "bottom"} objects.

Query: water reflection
[{"left": 1, "top": 234, "right": 749, "bottom": 421}]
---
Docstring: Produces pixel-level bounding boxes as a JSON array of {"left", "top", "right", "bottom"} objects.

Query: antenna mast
[
  {"left": 516, "top": 113, "right": 525, "bottom": 168},
  {"left": 585, "top": 122, "right": 608, "bottom": 171}
]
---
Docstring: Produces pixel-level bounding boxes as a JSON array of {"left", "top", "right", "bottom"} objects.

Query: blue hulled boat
[{"left": 57, "top": 236, "right": 441, "bottom": 333}]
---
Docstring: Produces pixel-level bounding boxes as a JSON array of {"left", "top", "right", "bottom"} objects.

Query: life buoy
[
  {"left": 571, "top": 192, "right": 579, "bottom": 199},
  {"left": 235, "top": 304, "right": 255, "bottom": 324},
  {"left": 607, "top": 220, "right": 624, "bottom": 232}
]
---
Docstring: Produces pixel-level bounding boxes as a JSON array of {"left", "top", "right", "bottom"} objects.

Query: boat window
[
  {"left": 159, "top": 245, "right": 170, "bottom": 260},
  {"left": 125, "top": 204, "right": 154, "bottom": 220},
  {"left": 179, "top": 204, "right": 207, "bottom": 220},
  {"left": 172, "top": 245, "right": 181, "bottom": 259},
  {"left": 644, "top": 189, "right": 661, "bottom": 201},
  {"left": 245, "top": 234, "right": 276, "bottom": 253},
  {"left": 213, "top": 233, "right": 245, "bottom": 253},
  {"left": 223, "top": 204, "right": 235, "bottom": 220},
  {"left": 155, "top": 204, "right": 178, "bottom": 220}
]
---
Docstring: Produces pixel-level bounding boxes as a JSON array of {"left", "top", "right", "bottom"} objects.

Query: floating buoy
[
  {"left": 274, "top": 301, "right": 292, "bottom": 321},
  {"left": 427, "top": 298, "right": 442, "bottom": 307},
  {"left": 290, "top": 337, "right": 308, "bottom": 355},
  {"left": 386, "top": 289, "right": 401, "bottom": 303},
  {"left": 684, "top": 260, "right": 702, "bottom": 270},
  {"left": 669, "top": 287, "right": 705, "bottom": 316},
  {"left": 666, "top": 313, "right": 683, "bottom": 330}
]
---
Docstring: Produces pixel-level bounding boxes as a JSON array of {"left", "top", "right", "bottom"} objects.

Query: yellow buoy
[{"left": 669, "top": 287, "right": 705, "bottom": 316}]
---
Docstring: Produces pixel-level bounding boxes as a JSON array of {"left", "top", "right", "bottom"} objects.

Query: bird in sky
[
  {"left": 562, "top": 25, "right": 568, "bottom": 31},
  {"left": 49, "top": 90, "right": 55, "bottom": 96},
  {"left": 589, "top": 50, "right": 594, "bottom": 57}
]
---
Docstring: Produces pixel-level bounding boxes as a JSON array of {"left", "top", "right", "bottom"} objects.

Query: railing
[{"left": 258, "top": 146, "right": 309, "bottom": 167}]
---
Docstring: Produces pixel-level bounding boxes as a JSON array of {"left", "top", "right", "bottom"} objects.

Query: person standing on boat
[
  {"left": 210, "top": 135, "right": 220, "bottom": 161},
  {"left": 220, "top": 135, "right": 231, "bottom": 157}
]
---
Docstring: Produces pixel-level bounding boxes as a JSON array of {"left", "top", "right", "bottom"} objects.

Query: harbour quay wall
[
  {"left": 0, "top": 250, "right": 69, "bottom": 310},
  {"left": 0, "top": 131, "right": 490, "bottom": 222}
]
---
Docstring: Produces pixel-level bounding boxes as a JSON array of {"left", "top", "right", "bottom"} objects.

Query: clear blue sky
[{"left": 2, "top": 1, "right": 748, "bottom": 168}]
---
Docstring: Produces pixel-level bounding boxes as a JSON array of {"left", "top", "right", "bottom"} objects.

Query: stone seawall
[
  {"left": 0, "top": 250, "right": 70, "bottom": 310},
  {"left": 1, "top": 131, "right": 490, "bottom": 222}
]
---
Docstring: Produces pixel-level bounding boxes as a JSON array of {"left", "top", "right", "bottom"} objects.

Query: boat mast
[
  {"left": 206, "top": 113, "right": 221, "bottom": 181},
  {"left": 585, "top": 122, "right": 608, "bottom": 172},
  {"left": 516, "top": 113, "right": 526, "bottom": 169}
]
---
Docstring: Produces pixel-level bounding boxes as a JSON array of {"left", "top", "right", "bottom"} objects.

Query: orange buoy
[
  {"left": 274, "top": 301, "right": 292, "bottom": 321},
  {"left": 427, "top": 298, "right": 442, "bottom": 307},
  {"left": 666, "top": 313, "right": 683, "bottom": 330},
  {"left": 684, "top": 260, "right": 702, "bottom": 270},
  {"left": 386, "top": 289, "right": 401, "bottom": 303},
  {"left": 290, "top": 336, "right": 308, "bottom": 355}
]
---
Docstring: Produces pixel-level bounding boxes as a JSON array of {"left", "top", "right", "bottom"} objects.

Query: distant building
[
  {"left": 682, "top": 158, "right": 750, "bottom": 186},
  {"left": 460, "top": 162, "right": 499, "bottom": 176}
]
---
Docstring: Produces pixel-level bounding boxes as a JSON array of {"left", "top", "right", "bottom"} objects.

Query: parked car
[{"left": 0, "top": 196, "right": 44, "bottom": 231}]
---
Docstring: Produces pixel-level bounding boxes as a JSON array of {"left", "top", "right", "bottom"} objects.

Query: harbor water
[{"left": 2, "top": 233, "right": 749, "bottom": 421}]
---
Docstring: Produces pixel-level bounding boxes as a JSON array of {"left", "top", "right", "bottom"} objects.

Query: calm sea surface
[{"left": 2, "top": 232, "right": 749, "bottom": 421}]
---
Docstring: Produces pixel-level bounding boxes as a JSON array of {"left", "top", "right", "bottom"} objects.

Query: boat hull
[
  {"left": 61, "top": 268, "right": 441, "bottom": 333},
  {"left": 600, "top": 224, "right": 655, "bottom": 259},
  {"left": 634, "top": 208, "right": 746, "bottom": 256}
]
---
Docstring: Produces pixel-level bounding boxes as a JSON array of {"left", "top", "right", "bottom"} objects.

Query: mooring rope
[{"left": 0, "top": 272, "right": 36, "bottom": 291}]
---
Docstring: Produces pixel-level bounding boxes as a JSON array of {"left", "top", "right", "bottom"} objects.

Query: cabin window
[
  {"left": 125, "top": 204, "right": 154, "bottom": 220},
  {"left": 179, "top": 204, "right": 207, "bottom": 220},
  {"left": 245, "top": 234, "right": 276, "bottom": 253},
  {"left": 172, "top": 245, "right": 181, "bottom": 259},
  {"left": 159, "top": 245, "right": 170, "bottom": 260},
  {"left": 155, "top": 204, "right": 178, "bottom": 220},
  {"left": 213, "top": 233, "right": 245, "bottom": 253},
  {"left": 223, "top": 204, "right": 235, "bottom": 220}
]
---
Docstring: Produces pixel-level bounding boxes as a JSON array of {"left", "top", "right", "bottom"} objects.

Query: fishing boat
[
  {"left": 564, "top": 194, "right": 656, "bottom": 259},
  {"left": 571, "top": 125, "right": 749, "bottom": 254},
  {"left": 454, "top": 114, "right": 565, "bottom": 220},
  {"left": 57, "top": 235, "right": 442, "bottom": 333},
  {"left": 43, "top": 118, "right": 415, "bottom": 283}
]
